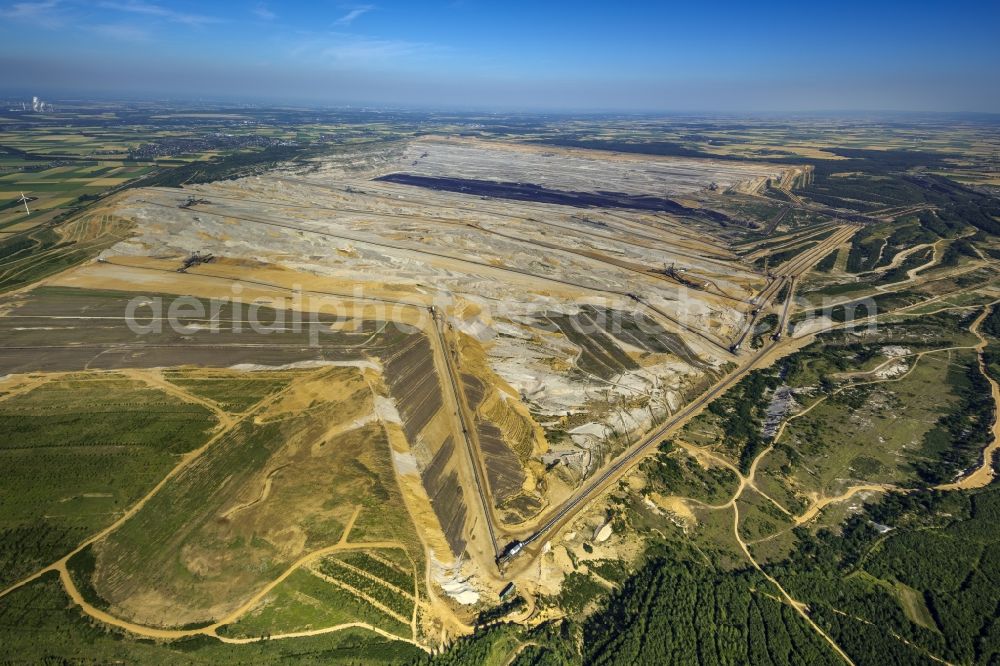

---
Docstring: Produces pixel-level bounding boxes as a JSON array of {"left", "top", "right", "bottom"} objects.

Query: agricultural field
[
  {"left": 0, "top": 162, "right": 152, "bottom": 227},
  {"left": 1, "top": 108, "right": 999, "bottom": 664}
]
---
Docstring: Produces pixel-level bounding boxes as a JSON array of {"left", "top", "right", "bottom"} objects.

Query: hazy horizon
[{"left": 1, "top": 0, "right": 999, "bottom": 113}]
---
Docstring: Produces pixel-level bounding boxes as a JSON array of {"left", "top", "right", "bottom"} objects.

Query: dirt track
[
  {"left": 936, "top": 303, "right": 1000, "bottom": 490},
  {"left": 503, "top": 225, "right": 856, "bottom": 552},
  {"left": 45, "top": 505, "right": 430, "bottom": 650},
  {"left": 0, "top": 370, "right": 434, "bottom": 651}
]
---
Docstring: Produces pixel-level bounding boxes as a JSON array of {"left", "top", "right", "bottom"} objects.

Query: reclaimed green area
[
  {"left": 769, "top": 485, "right": 1000, "bottom": 665},
  {"left": 678, "top": 367, "right": 782, "bottom": 473},
  {"left": 217, "top": 567, "right": 410, "bottom": 640},
  {"left": 419, "top": 622, "right": 578, "bottom": 666},
  {"left": 161, "top": 369, "right": 306, "bottom": 413},
  {"left": 640, "top": 440, "right": 739, "bottom": 506},
  {"left": 0, "top": 572, "right": 420, "bottom": 664},
  {"left": 0, "top": 375, "right": 217, "bottom": 589},
  {"left": 583, "top": 540, "right": 841, "bottom": 665}
]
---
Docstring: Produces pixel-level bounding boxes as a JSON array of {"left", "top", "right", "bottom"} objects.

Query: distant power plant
[{"left": 12, "top": 96, "right": 53, "bottom": 112}]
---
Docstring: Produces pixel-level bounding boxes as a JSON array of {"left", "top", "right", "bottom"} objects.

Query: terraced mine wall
[
  {"left": 460, "top": 371, "right": 544, "bottom": 524},
  {"left": 381, "top": 331, "right": 468, "bottom": 557},
  {"left": 375, "top": 174, "right": 731, "bottom": 221},
  {"left": 538, "top": 305, "right": 706, "bottom": 379},
  {"left": 460, "top": 374, "right": 526, "bottom": 505},
  {"left": 417, "top": 435, "right": 467, "bottom": 556},
  {"left": 381, "top": 334, "right": 441, "bottom": 443}
]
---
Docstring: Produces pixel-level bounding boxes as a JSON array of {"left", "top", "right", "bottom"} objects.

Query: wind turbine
[{"left": 17, "top": 192, "right": 30, "bottom": 214}]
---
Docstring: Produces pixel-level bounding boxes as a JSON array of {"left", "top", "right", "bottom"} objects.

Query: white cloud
[
  {"left": 288, "top": 31, "right": 444, "bottom": 68},
  {"left": 98, "top": 0, "right": 221, "bottom": 27},
  {"left": 89, "top": 22, "right": 149, "bottom": 41},
  {"left": 252, "top": 2, "right": 275, "bottom": 21},
  {"left": 1, "top": 0, "right": 67, "bottom": 28},
  {"left": 333, "top": 5, "right": 372, "bottom": 26},
  {"left": 322, "top": 37, "right": 418, "bottom": 63}
]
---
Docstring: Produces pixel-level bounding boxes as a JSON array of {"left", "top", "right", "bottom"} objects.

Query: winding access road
[{"left": 503, "top": 224, "right": 857, "bottom": 562}]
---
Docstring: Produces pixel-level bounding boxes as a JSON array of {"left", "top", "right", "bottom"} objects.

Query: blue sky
[{"left": 1, "top": 0, "right": 998, "bottom": 111}]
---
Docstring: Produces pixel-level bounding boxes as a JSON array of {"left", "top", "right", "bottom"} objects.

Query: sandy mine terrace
[
  {"left": 5, "top": 139, "right": 786, "bottom": 622},
  {"left": 392, "top": 138, "right": 790, "bottom": 196},
  {"left": 92, "top": 140, "right": 772, "bottom": 523},
  {"left": 103, "top": 171, "right": 756, "bottom": 433}
]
